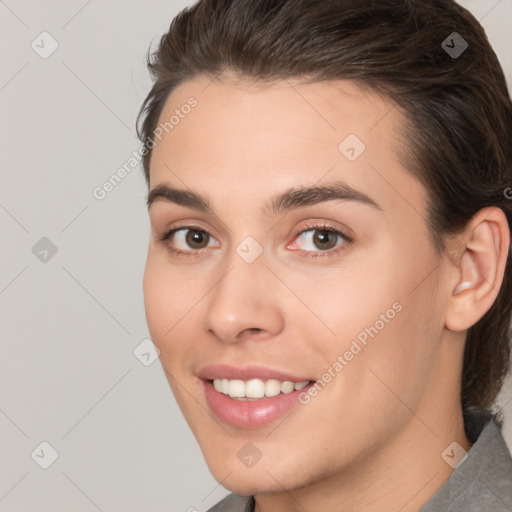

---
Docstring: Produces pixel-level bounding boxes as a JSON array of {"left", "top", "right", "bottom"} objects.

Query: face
[{"left": 143, "top": 75, "right": 453, "bottom": 495}]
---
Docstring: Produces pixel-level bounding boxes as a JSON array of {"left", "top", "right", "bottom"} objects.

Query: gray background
[{"left": 1, "top": 1, "right": 511, "bottom": 511}]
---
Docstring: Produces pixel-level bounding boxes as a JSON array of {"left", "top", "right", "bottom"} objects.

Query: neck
[{"left": 255, "top": 400, "right": 471, "bottom": 512}]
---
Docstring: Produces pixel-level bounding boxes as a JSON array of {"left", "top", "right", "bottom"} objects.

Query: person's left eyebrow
[
  {"left": 265, "top": 180, "right": 382, "bottom": 215},
  {"left": 146, "top": 180, "right": 381, "bottom": 213}
]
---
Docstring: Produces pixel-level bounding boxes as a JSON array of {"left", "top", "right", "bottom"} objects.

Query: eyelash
[{"left": 157, "top": 222, "right": 353, "bottom": 259}]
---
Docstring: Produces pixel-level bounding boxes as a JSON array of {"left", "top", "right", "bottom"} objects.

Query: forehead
[
  {"left": 148, "top": 74, "right": 428, "bottom": 217},
  {"left": 151, "top": 75, "right": 400, "bottom": 162}
]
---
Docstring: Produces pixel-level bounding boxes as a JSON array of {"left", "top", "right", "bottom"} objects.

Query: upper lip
[{"left": 197, "top": 364, "right": 314, "bottom": 383}]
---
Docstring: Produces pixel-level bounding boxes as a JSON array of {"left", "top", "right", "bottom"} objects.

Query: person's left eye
[{"left": 289, "top": 225, "right": 352, "bottom": 256}]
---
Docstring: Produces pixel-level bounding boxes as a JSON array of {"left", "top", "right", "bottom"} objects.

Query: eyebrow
[
  {"left": 146, "top": 180, "right": 381, "bottom": 214},
  {"left": 147, "top": 185, "right": 212, "bottom": 212}
]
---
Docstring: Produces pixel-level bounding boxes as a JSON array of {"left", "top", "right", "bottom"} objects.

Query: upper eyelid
[
  {"left": 295, "top": 222, "right": 353, "bottom": 241},
  {"left": 165, "top": 223, "right": 345, "bottom": 237},
  {"left": 291, "top": 226, "right": 351, "bottom": 248},
  {"left": 159, "top": 221, "right": 219, "bottom": 239}
]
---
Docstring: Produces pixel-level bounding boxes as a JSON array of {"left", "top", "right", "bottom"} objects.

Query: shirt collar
[{"left": 420, "top": 409, "right": 512, "bottom": 511}]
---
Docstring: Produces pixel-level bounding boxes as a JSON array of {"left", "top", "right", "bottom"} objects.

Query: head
[{"left": 138, "top": 0, "right": 512, "bottom": 496}]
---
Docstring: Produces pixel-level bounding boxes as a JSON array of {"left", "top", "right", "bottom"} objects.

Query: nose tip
[{"left": 201, "top": 263, "right": 284, "bottom": 344}]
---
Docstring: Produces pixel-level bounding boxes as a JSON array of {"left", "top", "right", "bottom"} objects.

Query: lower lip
[{"left": 202, "top": 380, "right": 313, "bottom": 429}]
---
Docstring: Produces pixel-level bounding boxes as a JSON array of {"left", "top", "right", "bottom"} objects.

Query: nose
[{"left": 201, "top": 255, "right": 284, "bottom": 344}]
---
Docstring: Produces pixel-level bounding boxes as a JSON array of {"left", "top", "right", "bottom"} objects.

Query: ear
[{"left": 445, "top": 207, "right": 510, "bottom": 332}]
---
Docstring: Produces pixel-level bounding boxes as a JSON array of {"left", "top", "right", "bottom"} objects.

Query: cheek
[
  {"left": 142, "top": 254, "right": 200, "bottom": 359},
  {"left": 143, "top": 256, "right": 169, "bottom": 344},
  {"left": 274, "top": 256, "right": 402, "bottom": 343},
  {"left": 329, "top": 254, "right": 443, "bottom": 415},
  {"left": 142, "top": 257, "right": 205, "bottom": 414},
  {"left": 287, "top": 239, "right": 442, "bottom": 385}
]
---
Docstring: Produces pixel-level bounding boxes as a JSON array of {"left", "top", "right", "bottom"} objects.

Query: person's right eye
[{"left": 158, "top": 226, "right": 220, "bottom": 257}]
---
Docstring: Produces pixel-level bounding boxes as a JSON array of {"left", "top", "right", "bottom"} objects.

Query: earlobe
[{"left": 445, "top": 207, "right": 510, "bottom": 332}]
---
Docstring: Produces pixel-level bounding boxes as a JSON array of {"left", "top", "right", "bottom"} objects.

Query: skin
[{"left": 143, "top": 74, "right": 509, "bottom": 512}]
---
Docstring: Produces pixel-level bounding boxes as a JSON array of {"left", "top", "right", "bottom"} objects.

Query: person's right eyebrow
[{"left": 146, "top": 185, "right": 212, "bottom": 212}]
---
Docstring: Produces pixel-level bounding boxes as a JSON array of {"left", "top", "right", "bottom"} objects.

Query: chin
[
  {"left": 217, "top": 476, "right": 289, "bottom": 497},
  {"left": 205, "top": 455, "right": 312, "bottom": 496}
]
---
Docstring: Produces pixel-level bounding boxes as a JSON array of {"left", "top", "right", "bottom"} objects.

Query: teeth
[
  {"left": 228, "top": 380, "right": 245, "bottom": 398},
  {"left": 281, "top": 381, "right": 295, "bottom": 393},
  {"left": 246, "top": 379, "right": 265, "bottom": 398},
  {"left": 212, "top": 378, "right": 310, "bottom": 399}
]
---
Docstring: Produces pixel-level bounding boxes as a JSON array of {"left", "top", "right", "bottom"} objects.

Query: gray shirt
[{"left": 207, "top": 411, "right": 512, "bottom": 511}]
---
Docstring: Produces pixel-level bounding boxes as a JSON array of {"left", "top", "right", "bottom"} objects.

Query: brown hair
[{"left": 137, "top": 0, "right": 512, "bottom": 416}]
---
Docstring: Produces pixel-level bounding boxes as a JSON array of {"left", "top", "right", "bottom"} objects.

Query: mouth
[{"left": 198, "top": 367, "right": 317, "bottom": 428}]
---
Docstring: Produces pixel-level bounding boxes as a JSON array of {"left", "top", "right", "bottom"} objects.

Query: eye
[
  {"left": 289, "top": 224, "right": 352, "bottom": 255},
  {"left": 158, "top": 227, "right": 219, "bottom": 255}
]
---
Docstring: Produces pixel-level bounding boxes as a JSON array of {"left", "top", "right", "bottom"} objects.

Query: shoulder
[
  {"left": 421, "top": 411, "right": 512, "bottom": 511},
  {"left": 207, "top": 493, "right": 254, "bottom": 512}
]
